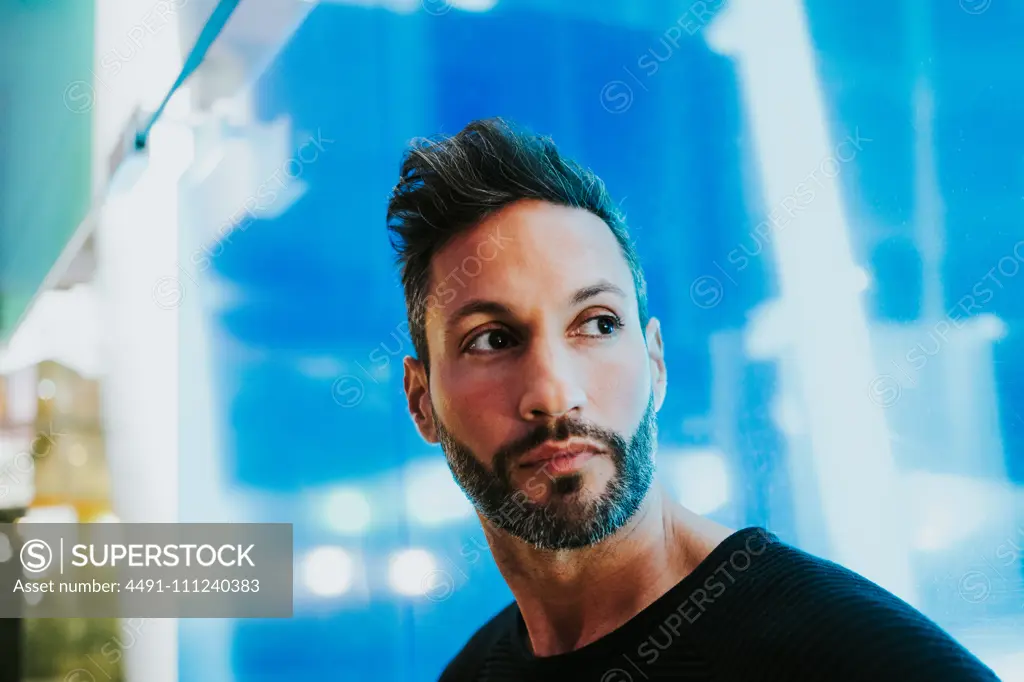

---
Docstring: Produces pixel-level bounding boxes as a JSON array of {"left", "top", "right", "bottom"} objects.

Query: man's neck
[{"left": 482, "top": 484, "right": 734, "bottom": 657}]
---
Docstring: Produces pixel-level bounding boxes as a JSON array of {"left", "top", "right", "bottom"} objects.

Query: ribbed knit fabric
[{"left": 439, "top": 527, "right": 1001, "bottom": 681}]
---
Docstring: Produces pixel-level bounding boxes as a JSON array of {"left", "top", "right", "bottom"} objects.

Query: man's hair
[{"left": 386, "top": 117, "right": 648, "bottom": 371}]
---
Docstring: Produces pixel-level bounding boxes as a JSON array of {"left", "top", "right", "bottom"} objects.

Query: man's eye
[
  {"left": 579, "top": 315, "right": 623, "bottom": 337},
  {"left": 467, "top": 329, "right": 518, "bottom": 353}
]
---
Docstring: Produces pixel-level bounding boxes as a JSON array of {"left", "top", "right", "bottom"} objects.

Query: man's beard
[{"left": 433, "top": 394, "right": 657, "bottom": 550}]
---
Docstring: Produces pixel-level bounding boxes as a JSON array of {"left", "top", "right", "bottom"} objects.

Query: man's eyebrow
[
  {"left": 445, "top": 281, "right": 627, "bottom": 329},
  {"left": 570, "top": 281, "right": 628, "bottom": 306},
  {"left": 446, "top": 300, "right": 514, "bottom": 328}
]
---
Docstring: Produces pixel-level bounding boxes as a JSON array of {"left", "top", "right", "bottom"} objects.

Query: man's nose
[{"left": 517, "top": 342, "right": 587, "bottom": 421}]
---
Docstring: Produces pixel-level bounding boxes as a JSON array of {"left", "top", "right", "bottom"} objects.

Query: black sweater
[{"left": 438, "top": 527, "right": 1001, "bottom": 681}]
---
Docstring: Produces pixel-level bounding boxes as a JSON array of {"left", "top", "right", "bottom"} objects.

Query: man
[{"left": 386, "top": 118, "right": 999, "bottom": 681}]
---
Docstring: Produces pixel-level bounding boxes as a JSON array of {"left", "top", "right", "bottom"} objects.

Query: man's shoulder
[
  {"left": 739, "top": 540, "right": 938, "bottom": 629},
  {"left": 726, "top": 541, "right": 1000, "bottom": 679},
  {"left": 438, "top": 601, "right": 519, "bottom": 682}
]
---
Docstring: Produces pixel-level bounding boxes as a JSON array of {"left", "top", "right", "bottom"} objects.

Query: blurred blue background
[
  {"left": 172, "top": 0, "right": 1024, "bottom": 679},
  {"left": 165, "top": 1, "right": 1024, "bottom": 679},
  {"left": 8, "top": 0, "right": 1020, "bottom": 679}
]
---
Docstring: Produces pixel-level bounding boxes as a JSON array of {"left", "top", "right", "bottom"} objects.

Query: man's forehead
[{"left": 427, "top": 200, "right": 632, "bottom": 295}]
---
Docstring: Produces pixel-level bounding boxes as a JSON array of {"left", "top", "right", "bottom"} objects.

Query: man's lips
[{"left": 517, "top": 439, "right": 605, "bottom": 470}]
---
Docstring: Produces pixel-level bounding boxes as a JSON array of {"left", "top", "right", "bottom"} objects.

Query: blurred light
[
  {"left": 301, "top": 546, "right": 354, "bottom": 598},
  {"left": 388, "top": 548, "right": 437, "bottom": 597},
  {"left": 387, "top": 0, "right": 419, "bottom": 12},
  {"left": 660, "top": 449, "right": 730, "bottom": 515},
  {"left": 745, "top": 298, "right": 791, "bottom": 360},
  {"left": 908, "top": 471, "right": 1011, "bottom": 551},
  {"left": 987, "top": 652, "right": 1024, "bottom": 682},
  {"left": 0, "top": 285, "right": 103, "bottom": 379},
  {"left": 295, "top": 356, "right": 344, "bottom": 379},
  {"left": 976, "top": 314, "right": 1008, "bottom": 341},
  {"left": 311, "top": 0, "right": 497, "bottom": 12},
  {"left": 68, "top": 443, "right": 89, "bottom": 468},
  {"left": 55, "top": 383, "right": 74, "bottom": 414},
  {"left": 450, "top": 0, "right": 498, "bottom": 11},
  {"left": 850, "top": 266, "right": 871, "bottom": 293},
  {"left": 24, "top": 592, "right": 43, "bottom": 606},
  {"left": 6, "top": 367, "right": 38, "bottom": 424},
  {"left": 405, "top": 459, "right": 473, "bottom": 526},
  {"left": 21, "top": 505, "right": 78, "bottom": 524},
  {"left": 322, "top": 487, "right": 372, "bottom": 535},
  {"left": 707, "top": 0, "right": 913, "bottom": 600},
  {"left": 93, "top": 512, "right": 120, "bottom": 524},
  {"left": 0, "top": 534, "right": 11, "bottom": 562},
  {"left": 37, "top": 379, "right": 56, "bottom": 401},
  {"left": 0, "top": 450, "right": 34, "bottom": 510},
  {"left": 772, "top": 395, "right": 806, "bottom": 437}
]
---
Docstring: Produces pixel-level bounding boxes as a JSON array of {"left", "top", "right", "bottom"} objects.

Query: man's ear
[
  {"left": 645, "top": 317, "right": 667, "bottom": 411},
  {"left": 404, "top": 355, "right": 438, "bottom": 443}
]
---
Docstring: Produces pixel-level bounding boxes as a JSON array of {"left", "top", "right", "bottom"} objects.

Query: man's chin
[{"left": 512, "top": 459, "right": 614, "bottom": 499}]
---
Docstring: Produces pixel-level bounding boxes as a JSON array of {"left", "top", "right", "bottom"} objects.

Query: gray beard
[{"left": 433, "top": 394, "right": 657, "bottom": 550}]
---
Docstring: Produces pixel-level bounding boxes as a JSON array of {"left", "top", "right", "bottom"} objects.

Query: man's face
[{"left": 404, "top": 199, "right": 667, "bottom": 550}]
